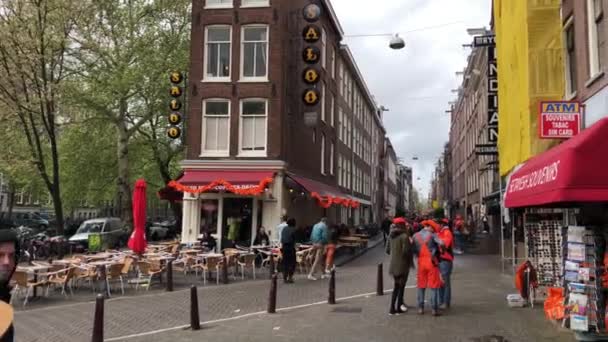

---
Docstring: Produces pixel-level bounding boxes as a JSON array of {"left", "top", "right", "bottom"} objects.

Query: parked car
[
  {"left": 0, "top": 218, "right": 15, "bottom": 230},
  {"left": 68, "top": 218, "right": 125, "bottom": 250},
  {"left": 13, "top": 212, "right": 49, "bottom": 230}
]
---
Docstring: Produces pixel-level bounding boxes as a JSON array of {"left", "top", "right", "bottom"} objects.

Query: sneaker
[
  {"left": 417, "top": 308, "right": 424, "bottom": 315},
  {"left": 400, "top": 304, "right": 408, "bottom": 312},
  {"left": 307, "top": 275, "right": 318, "bottom": 281}
]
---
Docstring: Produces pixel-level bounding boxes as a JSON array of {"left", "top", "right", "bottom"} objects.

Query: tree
[
  {"left": 0, "top": 0, "right": 84, "bottom": 234},
  {"left": 67, "top": 0, "right": 191, "bottom": 224}
]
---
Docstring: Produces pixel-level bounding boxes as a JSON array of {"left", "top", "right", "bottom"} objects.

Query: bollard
[
  {"left": 221, "top": 256, "right": 229, "bottom": 284},
  {"left": 376, "top": 263, "right": 384, "bottom": 296},
  {"left": 267, "top": 273, "right": 277, "bottom": 314},
  {"left": 166, "top": 260, "right": 174, "bottom": 292},
  {"left": 328, "top": 269, "right": 336, "bottom": 305},
  {"left": 268, "top": 253, "right": 275, "bottom": 279},
  {"left": 91, "top": 294, "right": 105, "bottom": 342},
  {"left": 190, "top": 285, "right": 201, "bottom": 330}
]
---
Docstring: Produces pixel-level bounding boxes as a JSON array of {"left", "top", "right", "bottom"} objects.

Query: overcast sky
[{"left": 331, "top": 0, "right": 491, "bottom": 199}]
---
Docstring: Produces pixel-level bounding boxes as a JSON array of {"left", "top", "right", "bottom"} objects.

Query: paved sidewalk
[{"left": 123, "top": 259, "right": 575, "bottom": 342}]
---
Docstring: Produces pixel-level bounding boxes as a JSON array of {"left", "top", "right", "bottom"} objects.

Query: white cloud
[{"left": 331, "top": 0, "right": 491, "bottom": 199}]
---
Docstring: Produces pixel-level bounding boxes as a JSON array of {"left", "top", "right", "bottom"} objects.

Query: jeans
[
  {"left": 439, "top": 261, "right": 453, "bottom": 307},
  {"left": 454, "top": 231, "right": 464, "bottom": 252},
  {"left": 390, "top": 275, "right": 407, "bottom": 313},
  {"left": 417, "top": 288, "right": 439, "bottom": 311}
]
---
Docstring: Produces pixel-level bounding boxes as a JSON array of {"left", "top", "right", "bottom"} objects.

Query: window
[
  {"left": 587, "top": 0, "right": 604, "bottom": 78},
  {"left": 241, "top": 0, "right": 269, "bottom": 7},
  {"left": 205, "top": 0, "right": 232, "bottom": 8},
  {"left": 330, "top": 142, "right": 335, "bottom": 175},
  {"left": 338, "top": 108, "right": 343, "bottom": 141},
  {"left": 329, "top": 94, "right": 334, "bottom": 127},
  {"left": 241, "top": 25, "right": 269, "bottom": 81},
  {"left": 321, "top": 27, "right": 327, "bottom": 69},
  {"left": 321, "top": 83, "right": 326, "bottom": 122},
  {"left": 201, "top": 99, "right": 230, "bottom": 156},
  {"left": 239, "top": 99, "right": 268, "bottom": 156},
  {"left": 331, "top": 48, "right": 336, "bottom": 79},
  {"left": 564, "top": 17, "right": 577, "bottom": 95},
  {"left": 204, "top": 26, "right": 231, "bottom": 81},
  {"left": 338, "top": 155, "right": 343, "bottom": 185},
  {"left": 321, "top": 133, "right": 326, "bottom": 175}
]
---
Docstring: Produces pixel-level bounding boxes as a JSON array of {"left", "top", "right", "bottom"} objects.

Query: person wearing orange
[
  {"left": 437, "top": 218, "right": 454, "bottom": 309},
  {"left": 412, "top": 220, "right": 444, "bottom": 316},
  {"left": 453, "top": 214, "right": 465, "bottom": 254}
]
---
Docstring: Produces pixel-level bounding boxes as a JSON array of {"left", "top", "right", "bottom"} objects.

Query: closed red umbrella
[{"left": 128, "top": 179, "right": 147, "bottom": 254}]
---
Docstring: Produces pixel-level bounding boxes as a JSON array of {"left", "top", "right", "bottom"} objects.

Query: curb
[{"left": 335, "top": 236, "right": 384, "bottom": 267}]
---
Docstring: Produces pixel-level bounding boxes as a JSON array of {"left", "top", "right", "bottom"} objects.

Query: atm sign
[{"left": 539, "top": 101, "right": 582, "bottom": 139}]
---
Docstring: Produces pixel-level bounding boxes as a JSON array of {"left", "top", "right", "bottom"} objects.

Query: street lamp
[{"left": 389, "top": 34, "right": 405, "bottom": 50}]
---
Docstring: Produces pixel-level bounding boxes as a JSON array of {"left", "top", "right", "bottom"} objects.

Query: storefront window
[{"left": 223, "top": 198, "right": 253, "bottom": 246}]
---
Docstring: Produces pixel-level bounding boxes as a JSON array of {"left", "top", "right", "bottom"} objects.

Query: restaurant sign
[{"left": 539, "top": 101, "right": 582, "bottom": 139}]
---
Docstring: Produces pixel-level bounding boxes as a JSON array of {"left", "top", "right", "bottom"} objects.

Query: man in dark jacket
[
  {"left": 281, "top": 218, "right": 297, "bottom": 284},
  {"left": 386, "top": 217, "right": 413, "bottom": 315},
  {"left": 381, "top": 217, "right": 392, "bottom": 246},
  {"left": 0, "top": 229, "right": 19, "bottom": 341}
]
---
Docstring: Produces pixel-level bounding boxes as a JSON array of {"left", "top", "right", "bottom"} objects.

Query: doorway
[{"left": 222, "top": 198, "right": 253, "bottom": 247}]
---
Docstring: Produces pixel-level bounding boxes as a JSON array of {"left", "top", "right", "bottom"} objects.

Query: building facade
[
  {"left": 173, "top": 0, "right": 393, "bottom": 246},
  {"left": 396, "top": 164, "right": 413, "bottom": 216},
  {"left": 561, "top": 0, "right": 608, "bottom": 127}
]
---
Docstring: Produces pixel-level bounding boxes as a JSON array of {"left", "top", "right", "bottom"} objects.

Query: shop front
[{"left": 504, "top": 117, "right": 608, "bottom": 339}]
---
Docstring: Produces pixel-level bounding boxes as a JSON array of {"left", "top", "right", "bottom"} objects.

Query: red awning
[
  {"left": 504, "top": 117, "right": 608, "bottom": 208},
  {"left": 287, "top": 174, "right": 344, "bottom": 197},
  {"left": 180, "top": 170, "right": 274, "bottom": 186}
]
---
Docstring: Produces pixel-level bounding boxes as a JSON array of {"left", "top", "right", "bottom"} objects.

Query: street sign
[
  {"left": 302, "top": 3, "right": 321, "bottom": 23},
  {"left": 487, "top": 44, "right": 498, "bottom": 145},
  {"left": 169, "top": 112, "right": 182, "bottom": 125},
  {"left": 302, "top": 46, "right": 321, "bottom": 64},
  {"left": 302, "top": 67, "right": 320, "bottom": 84},
  {"left": 304, "top": 112, "right": 318, "bottom": 127},
  {"left": 473, "top": 34, "right": 495, "bottom": 47},
  {"left": 302, "top": 89, "right": 320, "bottom": 106},
  {"left": 169, "top": 71, "right": 184, "bottom": 84},
  {"left": 302, "top": 25, "right": 321, "bottom": 43},
  {"left": 169, "top": 99, "right": 182, "bottom": 111},
  {"left": 539, "top": 101, "right": 582, "bottom": 139},
  {"left": 167, "top": 126, "right": 181, "bottom": 139}
]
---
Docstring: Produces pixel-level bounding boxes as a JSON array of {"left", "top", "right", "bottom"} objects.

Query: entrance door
[
  {"left": 222, "top": 198, "right": 253, "bottom": 247},
  {"left": 200, "top": 199, "right": 219, "bottom": 238}
]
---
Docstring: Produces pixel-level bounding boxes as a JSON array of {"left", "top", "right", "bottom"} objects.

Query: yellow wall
[{"left": 494, "top": 0, "right": 565, "bottom": 176}]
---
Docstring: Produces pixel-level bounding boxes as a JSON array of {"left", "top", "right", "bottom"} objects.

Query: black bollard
[
  {"left": 91, "top": 294, "right": 104, "bottom": 342},
  {"left": 221, "top": 256, "right": 229, "bottom": 284},
  {"left": 190, "top": 285, "right": 201, "bottom": 330},
  {"left": 376, "top": 263, "right": 384, "bottom": 296},
  {"left": 267, "top": 273, "right": 277, "bottom": 314},
  {"left": 328, "top": 269, "right": 336, "bottom": 305},
  {"left": 166, "top": 260, "right": 174, "bottom": 292},
  {"left": 268, "top": 254, "right": 275, "bottom": 279}
]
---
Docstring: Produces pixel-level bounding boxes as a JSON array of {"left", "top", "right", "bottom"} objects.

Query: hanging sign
[
  {"left": 169, "top": 112, "right": 182, "bottom": 125},
  {"left": 487, "top": 44, "right": 498, "bottom": 144},
  {"left": 167, "top": 126, "right": 181, "bottom": 139},
  {"left": 170, "top": 86, "right": 183, "bottom": 98},
  {"left": 302, "top": 25, "right": 321, "bottom": 43},
  {"left": 539, "top": 101, "right": 582, "bottom": 139},
  {"left": 302, "top": 3, "right": 321, "bottom": 23},
  {"left": 302, "top": 67, "right": 320, "bottom": 84},
  {"left": 302, "top": 46, "right": 321, "bottom": 64},
  {"left": 170, "top": 71, "right": 184, "bottom": 84},
  {"left": 302, "top": 88, "right": 320, "bottom": 106}
]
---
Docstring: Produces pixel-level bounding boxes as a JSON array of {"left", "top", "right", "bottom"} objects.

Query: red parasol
[{"left": 128, "top": 179, "right": 147, "bottom": 254}]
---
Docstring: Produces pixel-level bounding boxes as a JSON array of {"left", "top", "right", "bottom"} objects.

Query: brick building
[
  {"left": 561, "top": 0, "right": 607, "bottom": 126},
  {"left": 172, "top": 0, "right": 393, "bottom": 246}
]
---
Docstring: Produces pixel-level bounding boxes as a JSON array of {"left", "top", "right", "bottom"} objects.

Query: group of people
[
  {"left": 275, "top": 216, "right": 339, "bottom": 284},
  {"left": 385, "top": 216, "right": 454, "bottom": 317}
]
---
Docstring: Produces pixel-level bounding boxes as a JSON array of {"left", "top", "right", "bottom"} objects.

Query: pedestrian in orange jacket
[
  {"left": 437, "top": 218, "right": 454, "bottom": 309},
  {"left": 413, "top": 220, "right": 444, "bottom": 316}
]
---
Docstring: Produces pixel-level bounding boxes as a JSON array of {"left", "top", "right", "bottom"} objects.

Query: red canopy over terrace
[{"left": 504, "top": 117, "right": 608, "bottom": 208}]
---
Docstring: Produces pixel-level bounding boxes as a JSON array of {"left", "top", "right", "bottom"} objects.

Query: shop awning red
[
  {"left": 504, "top": 117, "right": 608, "bottom": 208},
  {"left": 287, "top": 174, "right": 344, "bottom": 197},
  {"left": 179, "top": 170, "right": 274, "bottom": 186}
]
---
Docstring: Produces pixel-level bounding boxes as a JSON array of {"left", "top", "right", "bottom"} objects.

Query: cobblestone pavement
[
  {"left": 14, "top": 243, "right": 389, "bottom": 342},
  {"left": 14, "top": 244, "right": 575, "bottom": 342}
]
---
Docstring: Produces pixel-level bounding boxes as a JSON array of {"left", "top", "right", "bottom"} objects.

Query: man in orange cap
[
  {"left": 412, "top": 220, "right": 444, "bottom": 316},
  {"left": 437, "top": 219, "right": 454, "bottom": 309}
]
